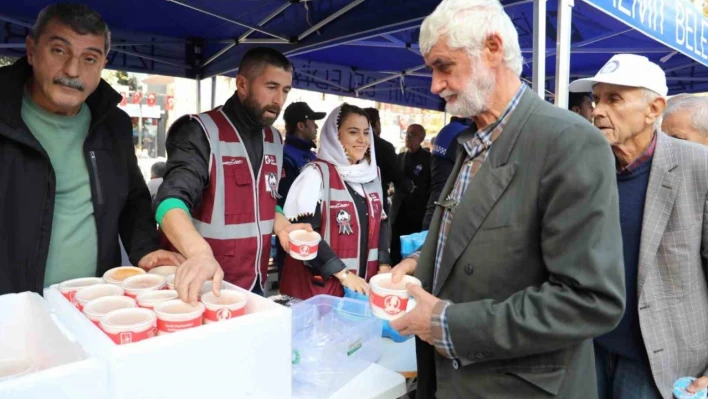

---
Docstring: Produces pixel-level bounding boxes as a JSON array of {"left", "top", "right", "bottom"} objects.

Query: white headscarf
[{"left": 283, "top": 104, "right": 378, "bottom": 220}]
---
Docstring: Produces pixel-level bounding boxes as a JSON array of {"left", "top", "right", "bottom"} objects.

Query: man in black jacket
[
  {"left": 390, "top": 124, "right": 431, "bottom": 263},
  {"left": 364, "top": 108, "right": 413, "bottom": 216},
  {"left": 422, "top": 116, "right": 470, "bottom": 229},
  {"left": 155, "top": 48, "right": 310, "bottom": 302},
  {"left": 0, "top": 4, "right": 181, "bottom": 295}
]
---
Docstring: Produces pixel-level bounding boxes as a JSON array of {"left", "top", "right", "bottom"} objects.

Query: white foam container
[
  {"left": 0, "top": 292, "right": 109, "bottom": 399},
  {"left": 46, "top": 281, "right": 292, "bottom": 399}
]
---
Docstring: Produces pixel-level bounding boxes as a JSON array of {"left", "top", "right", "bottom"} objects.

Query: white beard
[{"left": 441, "top": 58, "right": 497, "bottom": 118}]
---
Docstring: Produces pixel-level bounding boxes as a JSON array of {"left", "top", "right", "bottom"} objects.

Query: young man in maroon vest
[{"left": 155, "top": 47, "right": 310, "bottom": 303}]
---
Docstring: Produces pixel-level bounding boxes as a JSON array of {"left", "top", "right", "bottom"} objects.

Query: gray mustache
[{"left": 53, "top": 76, "right": 85, "bottom": 92}]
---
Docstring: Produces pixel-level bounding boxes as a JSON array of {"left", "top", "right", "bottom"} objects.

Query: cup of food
[
  {"left": 74, "top": 284, "right": 125, "bottom": 311},
  {"left": 200, "top": 290, "right": 247, "bottom": 324},
  {"left": 122, "top": 274, "right": 166, "bottom": 299},
  {"left": 136, "top": 290, "right": 179, "bottom": 310},
  {"left": 0, "top": 358, "right": 34, "bottom": 381},
  {"left": 148, "top": 266, "right": 178, "bottom": 277},
  {"left": 288, "top": 230, "right": 321, "bottom": 261},
  {"left": 58, "top": 277, "right": 104, "bottom": 308},
  {"left": 100, "top": 308, "right": 157, "bottom": 345},
  {"left": 82, "top": 296, "right": 137, "bottom": 326},
  {"left": 368, "top": 274, "right": 422, "bottom": 321},
  {"left": 154, "top": 300, "right": 205, "bottom": 335},
  {"left": 103, "top": 266, "right": 145, "bottom": 285}
]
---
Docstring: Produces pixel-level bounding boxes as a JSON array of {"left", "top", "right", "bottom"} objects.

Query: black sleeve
[
  {"left": 154, "top": 117, "right": 211, "bottom": 212},
  {"left": 379, "top": 141, "right": 412, "bottom": 191},
  {"left": 277, "top": 159, "right": 298, "bottom": 208},
  {"left": 295, "top": 204, "right": 347, "bottom": 279},
  {"left": 378, "top": 218, "right": 392, "bottom": 265},
  {"left": 116, "top": 113, "right": 160, "bottom": 264},
  {"left": 423, "top": 155, "right": 454, "bottom": 230}
]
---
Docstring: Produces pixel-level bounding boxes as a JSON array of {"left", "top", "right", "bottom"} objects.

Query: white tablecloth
[{"left": 328, "top": 363, "right": 406, "bottom": 399}]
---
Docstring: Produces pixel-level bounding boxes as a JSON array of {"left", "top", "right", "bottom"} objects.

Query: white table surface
[
  {"left": 328, "top": 363, "right": 406, "bottom": 399},
  {"left": 293, "top": 338, "right": 416, "bottom": 399}
]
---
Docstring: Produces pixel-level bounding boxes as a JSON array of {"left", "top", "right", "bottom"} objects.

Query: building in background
[{"left": 103, "top": 70, "right": 454, "bottom": 167}]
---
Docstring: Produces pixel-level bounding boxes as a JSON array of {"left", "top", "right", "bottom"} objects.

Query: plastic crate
[{"left": 291, "top": 295, "right": 383, "bottom": 398}]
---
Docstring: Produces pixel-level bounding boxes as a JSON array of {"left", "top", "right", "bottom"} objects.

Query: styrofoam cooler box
[
  {"left": 45, "top": 281, "right": 291, "bottom": 399},
  {"left": 0, "top": 292, "right": 109, "bottom": 399}
]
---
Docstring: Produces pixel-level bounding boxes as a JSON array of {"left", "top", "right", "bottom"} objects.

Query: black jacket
[
  {"left": 0, "top": 58, "right": 159, "bottom": 295},
  {"left": 155, "top": 94, "right": 264, "bottom": 212},
  {"left": 390, "top": 148, "right": 432, "bottom": 226},
  {"left": 373, "top": 134, "right": 411, "bottom": 210}
]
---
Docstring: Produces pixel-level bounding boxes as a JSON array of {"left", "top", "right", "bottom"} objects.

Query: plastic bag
[{"left": 400, "top": 230, "right": 428, "bottom": 259}]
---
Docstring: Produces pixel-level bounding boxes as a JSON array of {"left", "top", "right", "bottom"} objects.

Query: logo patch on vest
[
  {"left": 337, "top": 209, "right": 354, "bottom": 235},
  {"left": 266, "top": 172, "right": 281, "bottom": 199},
  {"left": 265, "top": 155, "right": 277, "bottom": 165}
]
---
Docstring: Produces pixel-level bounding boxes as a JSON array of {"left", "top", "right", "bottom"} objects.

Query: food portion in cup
[
  {"left": 0, "top": 358, "right": 34, "bottom": 381},
  {"left": 74, "top": 284, "right": 125, "bottom": 311},
  {"left": 100, "top": 308, "right": 157, "bottom": 345},
  {"left": 58, "top": 277, "right": 104, "bottom": 308},
  {"left": 103, "top": 266, "right": 145, "bottom": 285},
  {"left": 136, "top": 290, "right": 179, "bottom": 310},
  {"left": 148, "top": 265, "right": 178, "bottom": 277},
  {"left": 82, "top": 295, "right": 137, "bottom": 326},
  {"left": 288, "top": 229, "right": 321, "bottom": 261},
  {"left": 368, "top": 274, "right": 422, "bottom": 321},
  {"left": 154, "top": 300, "right": 205, "bottom": 335},
  {"left": 201, "top": 290, "right": 247, "bottom": 323},
  {"left": 122, "top": 274, "right": 166, "bottom": 298}
]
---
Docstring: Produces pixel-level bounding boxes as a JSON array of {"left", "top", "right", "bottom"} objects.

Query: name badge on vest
[
  {"left": 266, "top": 172, "right": 282, "bottom": 199},
  {"left": 336, "top": 209, "right": 354, "bottom": 235}
]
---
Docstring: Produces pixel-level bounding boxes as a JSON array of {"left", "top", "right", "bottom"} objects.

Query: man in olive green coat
[{"left": 389, "top": 0, "right": 626, "bottom": 398}]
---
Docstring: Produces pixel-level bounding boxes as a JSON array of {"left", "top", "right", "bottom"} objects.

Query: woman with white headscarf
[{"left": 280, "top": 103, "right": 392, "bottom": 300}]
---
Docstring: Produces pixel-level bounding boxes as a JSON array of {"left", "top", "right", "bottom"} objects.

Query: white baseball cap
[{"left": 569, "top": 54, "right": 668, "bottom": 97}]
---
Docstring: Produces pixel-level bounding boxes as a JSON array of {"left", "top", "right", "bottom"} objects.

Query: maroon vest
[
  {"left": 189, "top": 107, "right": 282, "bottom": 291},
  {"left": 280, "top": 160, "right": 383, "bottom": 299}
]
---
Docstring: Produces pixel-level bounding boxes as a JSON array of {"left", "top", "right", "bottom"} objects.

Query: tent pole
[
  {"left": 0, "top": 14, "right": 32, "bottom": 28},
  {"left": 211, "top": 77, "right": 217, "bottom": 109},
  {"left": 196, "top": 77, "right": 201, "bottom": 113},
  {"left": 532, "top": 0, "right": 547, "bottom": 99},
  {"left": 203, "top": 43, "right": 236, "bottom": 68},
  {"left": 298, "top": 0, "right": 366, "bottom": 42},
  {"left": 284, "top": 18, "right": 424, "bottom": 58},
  {"left": 112, "top": 49, "right": 190, "bottom": 69},
  {"left": 239, "top": 0, "right": 292, "bottom": 41},
  {"left": 554, "top": 0, "right": 574, "bottom": 108},
  {"left": 354, "top": 65, "right": 426, "bottom": 94},
  {"left": 165, "top": 0, "right": 289, "bottom": 42}
]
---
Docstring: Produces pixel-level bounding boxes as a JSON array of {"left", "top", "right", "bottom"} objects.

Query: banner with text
[{"left": 583, "top": 0, "right": 708, "bottom": 67}]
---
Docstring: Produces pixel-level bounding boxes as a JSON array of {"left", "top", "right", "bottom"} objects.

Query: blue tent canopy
[{"left": 1, "top": 0, "right": 706, "bottom": 110}]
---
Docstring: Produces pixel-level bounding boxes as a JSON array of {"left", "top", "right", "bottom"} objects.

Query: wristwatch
[{"left": 335, "top": 269, "right": 350, "bottom": 282}]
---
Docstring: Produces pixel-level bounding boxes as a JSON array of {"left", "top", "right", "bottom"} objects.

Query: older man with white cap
[{"left": 570, "top": 54, "right": 708, "bottom": 399}]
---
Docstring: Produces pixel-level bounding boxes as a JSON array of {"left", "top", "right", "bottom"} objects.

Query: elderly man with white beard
[{"left": 387, "top": 0, "right": 626, "bottom": 397}]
